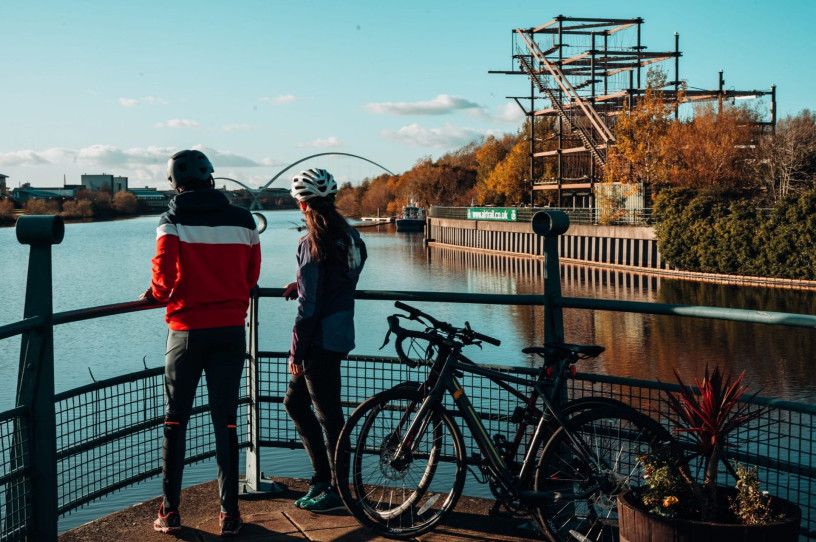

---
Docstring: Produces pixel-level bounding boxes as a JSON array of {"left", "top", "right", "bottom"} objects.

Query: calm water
[{"left": 1, "top": 211, "right": 815, "bottom": 530}]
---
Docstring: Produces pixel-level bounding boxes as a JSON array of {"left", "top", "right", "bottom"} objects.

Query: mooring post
[
  {"left": 12, "top": 215, "right": 64, "bottom": 541},
  {"left": 531, "top": 210, "right": 568, "bottom": 344}
]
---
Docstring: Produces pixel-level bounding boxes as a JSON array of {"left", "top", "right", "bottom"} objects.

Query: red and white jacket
[{"left": 150, "top": 189, "right": 261, "bottom": 330}]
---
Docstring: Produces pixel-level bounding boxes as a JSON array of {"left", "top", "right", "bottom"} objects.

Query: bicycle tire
[
  {"left": 335, "top": 387, "right": 467, "bottom": 539},
  {"left": 533, "top": 406, "right": 672, "bottom": 542}
]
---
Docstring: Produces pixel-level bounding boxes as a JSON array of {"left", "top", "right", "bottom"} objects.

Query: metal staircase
[{"left": 514, "top": 29, "right": 614, "bottom": 169}]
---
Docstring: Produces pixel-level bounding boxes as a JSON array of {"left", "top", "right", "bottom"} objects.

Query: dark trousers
[
  {"left": 162, "top": 326, "right": 245, "bottom": 515},
  {"left": 283, "top": 346, "right": 344, "bottom": 485}
]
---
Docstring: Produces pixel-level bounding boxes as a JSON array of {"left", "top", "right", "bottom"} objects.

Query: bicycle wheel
[
  {"left": 335, "top": 387, "right": 467, "bottom": 539},
  {"left": 534, "top": 406, "right": 672, "bottom": 542}
]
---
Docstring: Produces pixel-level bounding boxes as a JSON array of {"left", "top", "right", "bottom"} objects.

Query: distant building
[
  {"left": 130, "top": 187, "right": 170, "bottom": 212},
  {"left": 10, "top": 183, "right": 79, "bottom": 202},
  {"left": 81, "top": 174, "right": 128, "bottom": 193},
  {"left": 0, "top": 174, "right": 7, "bottom": 198}
]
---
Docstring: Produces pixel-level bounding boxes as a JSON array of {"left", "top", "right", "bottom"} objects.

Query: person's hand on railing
[
  {"left": 282, "top": 282, "right": 298, "bottom": 301},
  {"left": 139, "top": 288, "right": 157, "bottom": 303}
]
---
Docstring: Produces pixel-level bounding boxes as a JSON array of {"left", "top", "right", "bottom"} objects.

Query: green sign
[{"left": 467, "top": 208, "right": 518, "bottom": 221}]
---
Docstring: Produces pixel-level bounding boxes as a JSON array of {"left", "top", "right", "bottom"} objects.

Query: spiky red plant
[{"left": 661, "top": 365, "right": 764, "bottom": 520}]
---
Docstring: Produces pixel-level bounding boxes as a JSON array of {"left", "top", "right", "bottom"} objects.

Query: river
[
  {"left": 2, "top": 210, "right": 815, "bottom": 405},
  {"left": 1, "top": 210, "right": 814, "bottom": 531}
]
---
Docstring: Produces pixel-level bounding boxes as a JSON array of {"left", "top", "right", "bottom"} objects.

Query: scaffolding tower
[{"left": 492, "top": 15, "right": 776, "bottom": 207}]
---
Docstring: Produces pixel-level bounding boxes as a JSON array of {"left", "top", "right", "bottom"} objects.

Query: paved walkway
[{"left": 58, "top": 478, "right": 545, "bottom": 541}]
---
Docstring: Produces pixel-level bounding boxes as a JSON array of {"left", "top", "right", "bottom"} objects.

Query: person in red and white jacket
[{"left": 141, "top": 149, "right": 260, "bottom": 537}]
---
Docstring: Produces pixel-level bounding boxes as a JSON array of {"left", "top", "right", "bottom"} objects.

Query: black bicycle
[{"left": 335, "top": 302, "right": 673, "bottom": 541}]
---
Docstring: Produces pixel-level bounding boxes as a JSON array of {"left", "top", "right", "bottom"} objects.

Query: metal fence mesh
[
  {"left": 0, "top": 353, "right": 812, "bottom": 539},
  {"left": 0, "top": 409, "right": 31, "bottom": 542}
]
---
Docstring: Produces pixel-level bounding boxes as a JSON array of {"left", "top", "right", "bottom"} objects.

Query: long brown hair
[{"left": 302, "top": 196, "right": 352, "bottom": 263}]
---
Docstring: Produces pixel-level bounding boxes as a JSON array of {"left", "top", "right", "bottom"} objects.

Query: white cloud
[
  {"left": 0, "top": 150, "right": 51, "bottom": 167},
  {"left": 222, "top": 124, "right": 255, "bottom": 132},
  {"left": 259, "top": 157, "right": 288, "bottom": 167},
  {"left": 496, "top": 101, "right": 526, "bottom": 123},
  {"left": 142, "top": 96, "right": 169, "bottom": 105},
  {"left": 259, "top": 94, "right": 297, "bottom": 105},
  {"left": 155, "top": 119, "right": 201, "bottom": 129},
  {"left": 190, "top": 145, "right": 261, "bottom": 167},
  {"left": 119, "top": 96, "right": 168, "bottom": 108},
  {"left": 365, "top": 94, "right": 481, "bottom": 116},
  {"left": 381, "top": 122, "right": 496, "bottom": 149},
  {"left": 296, "top": 136, "right": 343, "bottom": 149},
  {"left": 0, "top": 145, "right": 262, "bottom": 170}
]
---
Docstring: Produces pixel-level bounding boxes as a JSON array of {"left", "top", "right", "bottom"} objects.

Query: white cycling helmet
[{"left": 291, "top": 168, "right": 337, "bottom": 202}]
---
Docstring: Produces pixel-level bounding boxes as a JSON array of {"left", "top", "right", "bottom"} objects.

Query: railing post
[
  {"left": 12, "top": 215, "right": 64, "bottom": 541},
  {"left": 531, "top": 211, "right": 568, "bottom": 344},
  {"left": 241, "top": 287, "right": 281, "bottom": 495}
]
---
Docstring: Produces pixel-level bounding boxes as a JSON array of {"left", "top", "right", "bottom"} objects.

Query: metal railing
[
  {"left": 429, "top": 206, "right": 653, "bottom": 225},
  {"left": 1, "top": 213, "right": 815, "bottom": 540}
]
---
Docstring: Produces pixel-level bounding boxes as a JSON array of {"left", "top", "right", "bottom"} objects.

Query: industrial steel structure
[{"left": 492, "top": 15, "right": 776, "bottom": 207}]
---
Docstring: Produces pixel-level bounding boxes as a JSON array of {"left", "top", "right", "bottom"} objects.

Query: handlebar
[
  {"left": 393, "top": 301, "right": 500, "bottom": 346},
  {"left": 384, "top": 302, "right": 501, "bottom": 367}
]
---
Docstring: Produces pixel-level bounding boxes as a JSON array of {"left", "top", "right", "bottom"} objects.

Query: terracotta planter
[{"left": 617, "top": 489, "right": 801, "bottom": 542}]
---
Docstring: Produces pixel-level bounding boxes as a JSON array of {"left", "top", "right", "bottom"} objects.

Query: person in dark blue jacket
[{"left": 282, "top": 168, "right": 366, "bottom": 513}]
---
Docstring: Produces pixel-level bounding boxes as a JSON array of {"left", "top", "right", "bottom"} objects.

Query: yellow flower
[{"left": 662, "top": 496, "right": 679, "bottom": 508}]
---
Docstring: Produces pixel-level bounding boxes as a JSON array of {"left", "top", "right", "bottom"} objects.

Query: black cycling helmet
[{"left": 167, "top": 150, "right": 214, "bottom": 190}]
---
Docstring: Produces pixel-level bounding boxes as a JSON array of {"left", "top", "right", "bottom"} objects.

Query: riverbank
[{"left": 427, "top": 216, "right": 816, "bottom": 291}]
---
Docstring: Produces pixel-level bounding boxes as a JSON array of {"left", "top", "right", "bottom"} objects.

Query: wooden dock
[{"left": 58, "top": 477, "right": 544, "bottom": 541}]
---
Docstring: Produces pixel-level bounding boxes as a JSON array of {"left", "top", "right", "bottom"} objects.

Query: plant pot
[{"left": 617, "top": 488, "right": 801, "bottom": 542}]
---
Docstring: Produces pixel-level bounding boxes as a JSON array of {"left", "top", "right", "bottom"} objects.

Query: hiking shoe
[
  {"left": 153, "top": 504, "right": 181, "bottom": 534},
  {"left": 301, "top": 488, "right": 345, "bottom": 513},
  {"left": 294, "top": 481, "right": 331, "bottom": 508},
  {"left": 219, "top": 512, "right": 243, "bottom": 536}
]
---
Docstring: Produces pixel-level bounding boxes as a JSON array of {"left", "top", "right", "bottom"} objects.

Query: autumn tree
[
  {"left": 661, "top": 103, "right": 760, "bottom": 192},
  {"left": 0, "top": 199, "right": 15, "bottom": 222},
  {"left": 474, "top": 135, "right": 511, "bottom": 203},
  {"left": 359, "top": 175, "right": 393, "bottom": 216},
  {"left": 605, "top": 68, "right": 679, "bottom": 185},
  {"left": 754, "top": 109, "right": 816, "bottom": 201},
  {"left": 479, "top": 138, "right": 528, "bottom": 205},
  {"left": 335, "top": 182, "right": 359, "bottom": 217},
  {"left": 24, "top": 198, "right": 60, "bottom": 215},
  {"left": 112, "top": 190, "right": 139, "bottom": 214},
  {"left": 61, "top": 200, "right": 93, "bottom": 218}
]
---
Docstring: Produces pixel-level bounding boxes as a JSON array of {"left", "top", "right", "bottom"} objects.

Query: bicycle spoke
[{"left": 335, "top": 388, "right": 466, "bottom": 539}]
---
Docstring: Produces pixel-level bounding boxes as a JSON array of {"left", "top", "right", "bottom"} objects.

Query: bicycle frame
[{"left": 392, "top": 337, "right": 596, "bottom": 502}]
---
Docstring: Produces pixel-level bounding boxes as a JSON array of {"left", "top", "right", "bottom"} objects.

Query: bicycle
[{"left": 334, "top": 301, "right": 673, "bottom": 541}]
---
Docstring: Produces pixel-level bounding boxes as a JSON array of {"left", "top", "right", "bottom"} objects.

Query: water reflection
[
  {"left": 0, "top": 216, "right": 812, "bottom": 409},
  {"left": 423, "top": 246, "right": 815, "bottom": 403}
]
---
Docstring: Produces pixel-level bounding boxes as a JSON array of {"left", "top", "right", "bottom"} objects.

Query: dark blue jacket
[{"left": 289, "top": 227, "right": 366, "bottom": 364}]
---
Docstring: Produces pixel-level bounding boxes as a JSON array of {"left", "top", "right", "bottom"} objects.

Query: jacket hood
[{"left": 169, "top": 189, "right": 230, "bottom": 214}]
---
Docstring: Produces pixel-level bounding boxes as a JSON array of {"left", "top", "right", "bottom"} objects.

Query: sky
[{"left": 1, "top": 0, "right": 813, "bottom": 191}]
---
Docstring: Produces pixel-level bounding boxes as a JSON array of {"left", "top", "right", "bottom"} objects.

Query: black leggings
[
  {"left": 162, "top": 326, "right": 245, "bottom": 515},
  {"left": 283, "top": 346, "right": 344, "bottom": 485}
]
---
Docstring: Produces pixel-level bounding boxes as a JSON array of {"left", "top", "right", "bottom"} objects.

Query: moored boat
[{"left": 395, "top": 201, "right": 426, "bottom": 232}]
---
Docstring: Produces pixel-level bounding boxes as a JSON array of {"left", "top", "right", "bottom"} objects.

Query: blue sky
[{"left": 1, "top": 0, "right": 813, "bottom": 190}]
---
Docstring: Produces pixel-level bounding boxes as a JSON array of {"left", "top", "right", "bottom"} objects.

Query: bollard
[
  {"left": 531, "top": 211, "right": 567, "bottom": 345},
  {"left": 11, "top": 215, "right": 63, "bottom": 541}
]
